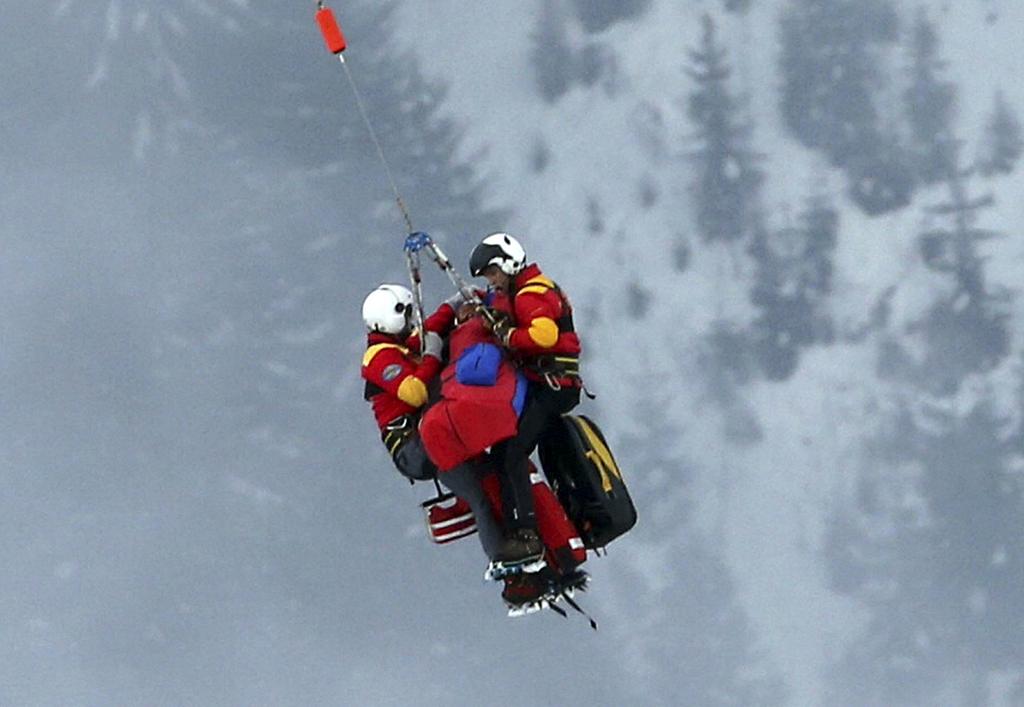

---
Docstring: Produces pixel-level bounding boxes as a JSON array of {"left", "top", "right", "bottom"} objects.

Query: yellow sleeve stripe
[
  {"left": 397, "top": 376, "right": 429, "bottom": 407},
  {"left": 362, "top": 342, "right": 409, "bottom": 368},
  {"left": 527, "top": 317, "right": 559, "bottom": 348}
]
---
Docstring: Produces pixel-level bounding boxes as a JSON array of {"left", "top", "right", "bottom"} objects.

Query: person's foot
[
  {"left": 483, "top": 529, "right": 547, "bottom": 581},
  {"left": 553, "top": 568, "right": 590, "bottom": 598},
  {"left": 494, "top": 528, "right": 544, "bottom": 565},
  {"left": 502, "top": 573, "right": 550, "bottom": 616}
]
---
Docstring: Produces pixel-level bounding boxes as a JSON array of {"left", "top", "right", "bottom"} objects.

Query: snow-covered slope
[
  {"left": 396, "top": 1, "right": 1024, "bottom": 703},
  {"left": 7, "top": 0, "right": 1021, "bottom": 703}
]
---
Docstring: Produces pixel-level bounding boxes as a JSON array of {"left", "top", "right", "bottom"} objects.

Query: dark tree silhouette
[
  {"left": 826, "top": 400, "right": 1024, "bottom": 706},
  {"left": 902, "top": 146, "right": 1010, "bottom": 394},
  {"left": 779, "top": 0, "right": 915, "bottom": 214},
  {"left": 904, "top": 8, "right": 958, "bottom": 184},
  {"left": 748, "top": 196, "right": 838, "bottom": 380},
  {"left": 571, "top": 0, "right": 653, "bottom": 34},
  {"left": 978, "top": 90, "right": 1023, "bottom": 177},
  {"left": 531, "top": 0, "right": 576, "bottom": 103},
  {"left": 685, "top": 14, "right": 764, "bottom": 247}
]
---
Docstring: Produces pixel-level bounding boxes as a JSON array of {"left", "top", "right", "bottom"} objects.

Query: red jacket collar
[
  {"left": 367, "top": 331, "right": 405, "bottom": 346},
  {"left": 513, "top": 263, "right": 542, "bottom": 290}
]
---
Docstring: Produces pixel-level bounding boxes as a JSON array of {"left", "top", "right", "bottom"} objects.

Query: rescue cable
[
  {"left": 315, "top": 1, "right": 429, "bottom": 340},
  {"left": 315, "top": 1, "right": 413, "bottom": 234},
  {"left": 314, "top": 3, "right": 499, "bottom": 335}
]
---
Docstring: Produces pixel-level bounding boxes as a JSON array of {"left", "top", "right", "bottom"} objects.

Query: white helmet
[
  {"left": 469, "top": 232, "right": 527, "bottom": 277},
  {"left": 362, "top": 284, "right": 414, "bottom": 335}
]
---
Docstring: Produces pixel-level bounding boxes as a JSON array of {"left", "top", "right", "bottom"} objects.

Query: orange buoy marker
[{"left": 316, "top": 3, "right": 347, "bottom": 55}]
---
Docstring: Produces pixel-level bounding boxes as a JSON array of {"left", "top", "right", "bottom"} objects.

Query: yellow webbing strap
[{"left": 576, "top": 417, "right": 623, "bottom": 493}]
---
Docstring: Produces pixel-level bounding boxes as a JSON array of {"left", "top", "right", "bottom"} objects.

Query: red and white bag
[{"left": 422, "top": 492, "right": 477, "bottom": 544}]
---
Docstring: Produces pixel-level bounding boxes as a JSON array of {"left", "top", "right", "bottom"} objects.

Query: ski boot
[{"left": 484, "top": 528, "right": 547, "bottom": 581}]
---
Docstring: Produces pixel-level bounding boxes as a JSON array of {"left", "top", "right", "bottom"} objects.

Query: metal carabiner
[{"left": 544, "top": 371, "right": 562, "bottom": 391}]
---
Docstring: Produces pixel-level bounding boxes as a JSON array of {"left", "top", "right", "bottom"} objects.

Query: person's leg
[
  {"left": 491, "top": 386, "right": 555, "bottom": 531},
  {"left": 497, "top": 384, "right": 584, "bottom": 528},
  {"left": 439, "top": 460, "right": 503, "bottom": 560},
  {"left": 392, "top": 433, "right": 437, "bottom": 481},
  {"left": 488, "top": 385, "right": 581, "bottom": 565}
]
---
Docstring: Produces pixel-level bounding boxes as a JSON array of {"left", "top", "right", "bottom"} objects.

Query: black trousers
[{"left": 491, "top": 383, "right": 580, "bottom": 531}]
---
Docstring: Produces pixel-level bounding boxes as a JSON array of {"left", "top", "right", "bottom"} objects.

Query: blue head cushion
[{"left": 455, "top": 343, "right": 502, "bottom": 386}]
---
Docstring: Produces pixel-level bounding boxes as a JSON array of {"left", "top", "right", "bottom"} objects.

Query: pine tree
[
  {"left": 696, "top": 320, "right": 764, "bottom": 445},
  {"left": 909, "top": 148, "right": 1011, "bottom": 395},
  {"left": 46, "top": 1, "right": 285, "bottom": 164},
  {"left": 748, "top": 196, "right": 838, "bottom": 380},
  {"left": 827, "top": 142, "right": 1022, "bottom": 706},
  {"left": 577, "top": 42, "right": 617, "bottom": 92},
  {"left": 779, "top": 0, "right": 898, "bottom": 162},
  {"left": 531, "top": 0, "right": 576, "bottom": 103},
  {"left": 903, "top": 8, "right": 958, "bottom": 184},
  {"left": 978, "top": 90, "right": 1023, "bottom": 177},
  {"left": 685, "top": 14, "right": 764, "bottom": 247},
  {"left": 571, "top": 0, "right": 653, "bottom": 34},
  {"left": 779, "top": 0, "right": 915, "bottom": 214},
  {"left": 843, "top": 136, "right": 918, "bottom": 216},
  {"left": 826, "top": 399, "right": 1024, "bottom": 705}
]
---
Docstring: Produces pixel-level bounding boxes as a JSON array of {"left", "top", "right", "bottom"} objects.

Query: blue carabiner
[{"left": 404, "top": 231, "right": 432, "bottom": 253}]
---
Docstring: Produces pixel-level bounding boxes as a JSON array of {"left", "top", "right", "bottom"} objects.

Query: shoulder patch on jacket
[{"left": 382, "top": 364, "right": 403, "bottom": 382}]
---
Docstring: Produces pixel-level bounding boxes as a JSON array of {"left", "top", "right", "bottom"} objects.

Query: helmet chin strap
[
  {"left": 400, "top": 308, "right": 416, "bottom": 339},
  {"left": 502, "top": 270, "right": 516, "bottom": 295}
]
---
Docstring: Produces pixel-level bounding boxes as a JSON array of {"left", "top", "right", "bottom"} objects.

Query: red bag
[
  {"left": 480, "top": 462, "right": 586, "bottom": 571},
  {"left": 422, "top": 493, "right": 477, "bottom": 544}
]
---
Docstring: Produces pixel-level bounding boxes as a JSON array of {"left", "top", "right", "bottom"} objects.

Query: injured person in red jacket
[{"left": 418, "top": 314, "right": 588, "bottom": 613}]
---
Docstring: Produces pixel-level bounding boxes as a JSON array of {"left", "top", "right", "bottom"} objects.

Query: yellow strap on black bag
[{"left": 539, "top": 414, "right": 637, "bottom": 550}]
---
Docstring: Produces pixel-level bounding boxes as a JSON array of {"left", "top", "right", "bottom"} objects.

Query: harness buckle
[
  {"left": 544, "top": 371, "right": 562, "bottom": 391},
  {"left": 385, "top": 415, "right": 412, "bottom": 431}
]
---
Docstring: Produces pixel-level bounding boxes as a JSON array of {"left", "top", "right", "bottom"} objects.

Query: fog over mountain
[{"left": 3, "top": 1, "right": 1023, "bottom": 705}]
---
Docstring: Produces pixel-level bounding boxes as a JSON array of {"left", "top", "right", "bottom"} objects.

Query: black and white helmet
[
  {"left": 361, "top": 284, "right": 414, "bottom": 335},
  {"left": 469, "top": 232, "right": 526, "bottom": 277}
]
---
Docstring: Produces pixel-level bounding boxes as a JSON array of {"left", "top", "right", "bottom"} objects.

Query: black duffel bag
[{"left": 539, "top": 414, "right": 637, "bottom": 550}]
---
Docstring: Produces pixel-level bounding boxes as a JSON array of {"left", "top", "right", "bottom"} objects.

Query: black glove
[{"left": 481, "top": 308, "right": 514, "bottom": 346}]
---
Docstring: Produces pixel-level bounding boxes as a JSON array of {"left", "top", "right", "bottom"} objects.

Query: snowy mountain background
[{"left": 2, "top": 1, "right": 1023, "bottom": 705}]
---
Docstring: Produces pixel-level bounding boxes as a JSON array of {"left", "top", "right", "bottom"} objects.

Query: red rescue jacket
[
  {"left": 361, "top": 332, "right": 442, "bottom": 430},
  {"left": 492, "top": 263, "right": 582, "bottom": 387},
  {"left": 360, "top": 298, "right": 462, "bottom": 430}
]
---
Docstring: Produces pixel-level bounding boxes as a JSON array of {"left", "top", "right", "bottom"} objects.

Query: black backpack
[{"left": 539, "top": 414, "right": 637, "bottom": 550}]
